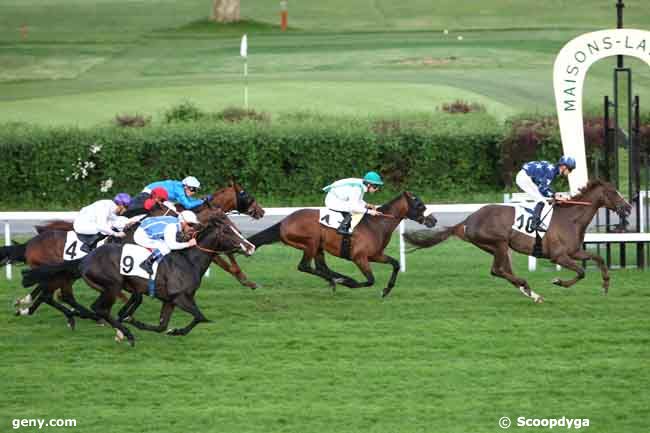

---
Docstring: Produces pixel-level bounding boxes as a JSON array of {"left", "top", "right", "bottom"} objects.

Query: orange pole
[{"left": 281, "top": 11, "right": 288, "bottom": 31}]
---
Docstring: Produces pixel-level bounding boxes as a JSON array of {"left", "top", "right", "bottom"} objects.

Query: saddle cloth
[
  {"left": 511, "top": 202, "right": 553, "bottom": 238},
  {"left": 63, "top": 231, "right": 106, "bottom": 261},
  {"left": 119, "top": 243, "right": 159, "bottom": 280},
  {"left": 319, "top": 209, "right": 364, "bottom": 232}
]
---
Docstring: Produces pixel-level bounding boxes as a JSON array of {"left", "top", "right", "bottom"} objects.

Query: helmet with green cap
[{"left": 362, "top": 171, "right": 384, "bottom": 186}]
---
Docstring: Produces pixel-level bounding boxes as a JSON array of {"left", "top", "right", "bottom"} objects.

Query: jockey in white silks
[
  {"left": 133, "top": 210, "right": 200, "bottom": 276},
  {"left": 322, "top": 171, "right": 384, "bottom": 235},
  {"left": 72, "top": 193, "right": 132, "bottom": 252},
  {"left": 514, "top": 155, "right": 576, "bottom": 231}
]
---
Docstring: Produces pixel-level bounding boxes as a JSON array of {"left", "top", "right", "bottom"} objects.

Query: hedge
[{"left": 0, "top": 114, "right": 503, "bottom": 207}]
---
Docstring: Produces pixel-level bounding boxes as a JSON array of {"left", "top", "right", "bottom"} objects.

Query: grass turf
[
  {"left": 1, "top": 2, "right": 650, "bottom": 126},
  {"left": 1, "top": 240, "right": 648, "bottom": 433}
]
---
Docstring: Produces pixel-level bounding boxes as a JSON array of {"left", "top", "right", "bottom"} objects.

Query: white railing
[{"left": 3, "top": 201, "right": 650, "bottom": 279}]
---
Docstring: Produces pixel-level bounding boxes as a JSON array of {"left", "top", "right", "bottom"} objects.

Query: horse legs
[
  {"left": 550, "top": 254, "right": 586, "bottom": 289},
  {"left": 213, "top": 254, "right": 257, "bottom": 289},
  {"left": 60, "top": 283, "right": 100, "bottom": 321},
  {"left": 128, "top": 302, "right": 175, "bottom": 333},
  {"left": 117, "top": 292, "right": 143, "bottom": 322},
  {"left": 16, "top": 285, "right": 77, "bottom": 329},
  {"left": 166, "top": 295, "right": 209, "bottom": 336},
  {"left": 85, "top": 277, "right": 136, "bottom": 346},
  {"left": 371, "top": 254, "right": 401, "bottom": 298},
  {"left": 488, "top": 242, "right": 544, "bottom": 303},
  {"left": 297, "top": 251, "right": 338, "bottom": 291},
  {"left": 14, "top": 285, "right": 41, "bottom": 308},
  {"left": 314, "top": 251, "right": 357, "bottom": 289},
  {"left": 351, "top": 257, "right": 375, "bottom": 288},
  {"left": 570, "top": 249, "right": 610, "bottom": 294}
]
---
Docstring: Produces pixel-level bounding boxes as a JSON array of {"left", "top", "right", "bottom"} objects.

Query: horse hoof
[
  {"left": 552, "top": 278, "right": 562, "bottom": 286},
  {"left": 67, "top": 317, "right": 76, "bottom": 330},
  {"left": 382, "top": 287, "right": 392, "bottom": 298},
  {"left": 535, "top": 296, "right": 545, "bottom": 304}
]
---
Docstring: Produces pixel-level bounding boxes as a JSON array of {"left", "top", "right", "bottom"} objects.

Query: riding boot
[
  {"left": 78, "top": 233, "right": 102, "bottom": 253},
  {"left": 531, "top": 202, "right": 546, "bottom": 232},
  {"left": 139, "top": 250, "right": 161, "bottom": 275},
  {"left": 337, "top": 213, "right": 352, "bottom": 235}
]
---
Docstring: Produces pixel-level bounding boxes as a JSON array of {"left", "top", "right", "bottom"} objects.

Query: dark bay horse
[
  {"left": 6, "top": 182, "right": 262, "bottom": 327},
  {"left": 22, "top": 213, "right": 249, "bottom": 346},
  {"left": 404, "top": 180, "right": 631, "bottom": 303},
  {"left": 249, "top": 192, "right": 437, "bottom": 297}
]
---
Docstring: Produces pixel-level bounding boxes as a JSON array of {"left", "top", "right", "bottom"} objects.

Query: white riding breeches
[
  {"left": 515, "top": 170, "right": 548, "bottom": 202},
  {"left": 133, "top": 228, "right": 171, "bottom": 255},
  {"left": 73, "top": 220, "right": 99, "bottom": 235},
  {"left": 325, "top": 194, "right": 357, "bottom": 213}
]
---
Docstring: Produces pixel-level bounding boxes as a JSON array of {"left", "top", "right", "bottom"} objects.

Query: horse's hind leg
[
  {"left": 117, "top": 292, "right": 143, "bottom": 322},
  {"left": 91, "top": 291, "right": 135, "bottom": 346},
  {"left": 17, "top": 285, "right": 77, "bottom": 329},
  {"left": 569, "top": 249, "right": 609, "bottom": 294},
  {"left": 550, "top": 253, "right": 586, "bottom": 289},
  {"left": 314, "top": 251, "right": 357, "bottom": 288},
  {"left": 490, "top": 243, "right": 544, "bottom": 303},
  {"left": 166, "top": 295, "right": 209, "bottom": 336},
  {"left": 14, "top": 285, "right": 41, "bottom": 308},
  {"left": 129, "top": 302, "right": 175, "bottom": 333},
  {"left": 297, "top": 251, "right": 338, "bottom": 291},
  {"left": 60, "top": 281, "right": 99, "bottom": 320}
]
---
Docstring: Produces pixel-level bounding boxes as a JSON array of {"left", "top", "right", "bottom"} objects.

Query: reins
[
  {"left": 191, "top": 230, "right": 230, "bottom": 255},
  {"left": 556, "top": 200, "right": 592, "bottom": 206}
]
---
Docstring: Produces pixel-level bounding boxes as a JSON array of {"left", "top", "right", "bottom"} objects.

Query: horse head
[
  {"left": 208, "top": 180, "right": 265, "bottom": 219},
  {"left": 404, "top": 192, "right": 437, "bottom": 228},
  {"left": 198, "top": 209, "right": 256, "bottom": 256},
  {"left": 577, "top": 179, "right": 632, "bottom": 219}
]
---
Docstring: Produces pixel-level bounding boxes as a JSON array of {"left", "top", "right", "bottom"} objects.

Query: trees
[{"left": 211, "top": 0, "right": 240, "bottom": 23}]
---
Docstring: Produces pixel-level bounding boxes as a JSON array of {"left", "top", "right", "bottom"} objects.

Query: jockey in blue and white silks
[
  {"left": 322, "top": 171, "right": 384, "bottom": 235},
  {"left": 515, "top": 156, "right": 576, "bottom": 230},
  {"left": 133, "top": 211, "right": 199, "bottom": 275},
  {"left": 142, "top": 176, "right": 206, "bottom": 210}
]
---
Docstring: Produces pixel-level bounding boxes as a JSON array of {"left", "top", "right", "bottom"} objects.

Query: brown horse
[
  {"left": 249, "top": 192, "right": 437, "bottom": 297},
  {"left": 404, "top": 180, "right": 632, "bottom": 303},
  {"left": 7, "top": 182, "right": 262, "bottom": 327}
]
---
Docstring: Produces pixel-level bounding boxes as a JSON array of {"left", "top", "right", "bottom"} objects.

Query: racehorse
[
  {"left": 248, "top": 192, "right": 437, "bottom": 297},
  {"left": 31, "top": 181, "right": 264, "bottom": 288},
  {"left": 4, "top": 182, "right": 261, "bottom": 327},
  {"left": 22, "top": 212, "right": 250, "bottom": 346},
  {"left": 404, "top": 180, "right": 631, "bottom": 303}
]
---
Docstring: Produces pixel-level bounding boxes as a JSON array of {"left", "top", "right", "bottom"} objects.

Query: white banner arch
[{"left": 553, "top": 28, "right": 650, "bottom": 194}]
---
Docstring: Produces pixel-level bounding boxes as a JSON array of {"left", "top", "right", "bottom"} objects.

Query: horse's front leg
[
  {"left": 570, "top": 249, "right": 609, "bottom": 294},
  {"left": 551, "top": 254, "right": 586, "bottom": 288},
  {"left": 166, "top": 294, "right": 210, "bottom": 336},
  {"left": 371, "top": 254, "right": 401, "bottom": 297},
  {"left": 212, "top": 254, "right": 257, "bottom": 289}
]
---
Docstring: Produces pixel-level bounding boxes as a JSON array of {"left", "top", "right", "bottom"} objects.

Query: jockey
[
  {"left": 322, "top": 171, "right": 384, "bottom": 235},
  {"left": 134, "top": 210, "right": 200, "bottom": 276},
  {"left": 515, "top": 155, "right": 576, "bottom": 231},
  {"left": 125, "top": 186, "right": 169, "bottom": 218},
  {"left": 144, "top": 176, "right": 207, "bottom": 210},
  {"left": 73, "top": 193, "right": 132, "bottom": 252}
]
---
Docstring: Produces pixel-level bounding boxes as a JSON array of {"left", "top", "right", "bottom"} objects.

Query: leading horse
[
  {"left": 404, "top": 180, "right": 631, "bottom": 302},
  {"left": 249, "top": 192, "right": 437, "bottom": 297}
]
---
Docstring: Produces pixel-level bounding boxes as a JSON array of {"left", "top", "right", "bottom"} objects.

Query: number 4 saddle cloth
[{"left": 511, "top": 202, "right": 554, "bottom": 238}]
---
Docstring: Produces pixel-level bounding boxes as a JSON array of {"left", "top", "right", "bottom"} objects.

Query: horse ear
[{"left": 228, "top": 176, "right": 236, "bottom": 187}]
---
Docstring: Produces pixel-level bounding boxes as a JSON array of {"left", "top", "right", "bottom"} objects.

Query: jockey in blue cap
[
  {"left": 127, "top": 176, "right": 209, "bottom": 217},
  {"left": 515, "top": 155, "right": 576, "bottom": 231},
  {"left": 73, "top": 193, "right": 132, "bottom": 252},
  {"left": 322, "top": 171, "right": 384, "bottom": 235}
]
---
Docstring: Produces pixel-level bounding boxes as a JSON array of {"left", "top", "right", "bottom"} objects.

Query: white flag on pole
[{"left": 240, "top": 34, "right": 248, "bottom": 58}]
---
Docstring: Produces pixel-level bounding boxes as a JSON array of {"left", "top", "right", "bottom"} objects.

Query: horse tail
[
  {"left": 248, "top": 222, "right": 282, "bottom": 249},
  {"left": 22, "top": 259, "right": 83, "bottom": 288},
  {"left": 0, "top": 243, "right": 27, "bottom": 266},
  {"left": 404, "top": 222, "right": 465, "bottom": 251}
]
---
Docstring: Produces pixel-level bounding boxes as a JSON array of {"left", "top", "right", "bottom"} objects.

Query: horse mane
[
  {"left": 571, "top": 179, "right": 611, "bottom": 201},
  {"left": 377, "top": 192, "right": 407, "bottom": 213}
]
